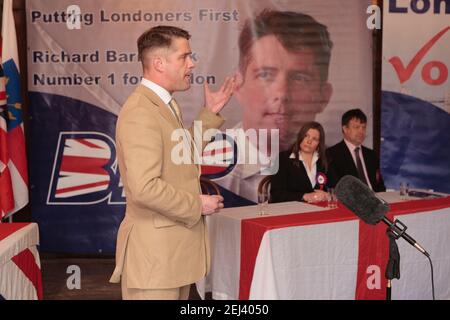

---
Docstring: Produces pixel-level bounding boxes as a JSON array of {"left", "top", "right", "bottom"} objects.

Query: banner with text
[
  {"left": 381, "top": 0, "right": 450, "bottom": 194},
  {"left": 27, "top": 0, "right": 372, "bottom": 253}
]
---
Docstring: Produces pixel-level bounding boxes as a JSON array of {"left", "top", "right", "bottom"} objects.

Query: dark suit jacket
[
  {"left": 326, "top": 140, "right": 386, "bottom": 192},
  {"left": 270, "top": 150, "right": 328, "bottom": 203}
]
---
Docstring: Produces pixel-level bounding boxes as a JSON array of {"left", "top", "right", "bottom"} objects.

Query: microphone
[{"left": 335, "top": 175, "right": 429, "bottom": 257}]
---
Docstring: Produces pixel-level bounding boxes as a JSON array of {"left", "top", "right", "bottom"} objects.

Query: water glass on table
[
  {"left": 327, "top": 188, "right": 338, "bottom": 209},
  {"left": 400, "top": 182, "right": 410, "bottom": 199},
  {"left": 258, "top": 192, "right": 269, "bottom": 215}
]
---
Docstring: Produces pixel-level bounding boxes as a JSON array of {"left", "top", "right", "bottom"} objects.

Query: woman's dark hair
[{"left": 290, "top": 121, "right": 327, "bottom": 171}]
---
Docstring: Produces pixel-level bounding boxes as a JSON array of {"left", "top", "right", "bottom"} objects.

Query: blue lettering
[
  {"left": 411, "top": 0, "right": 431, "bottom": 13},
  {"left": 389, "top": 0, "right": 449, "bottom": 13},
  {"left": 389, "top": 0, "right": 408, "bottom": 13},
  {"left": 435, "top": 0, "right": 450, "bottom": 13}
]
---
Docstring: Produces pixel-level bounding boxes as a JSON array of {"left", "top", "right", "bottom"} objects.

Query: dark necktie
[{"left": 354, "top": 147, "right": 368, "bottom": 185}]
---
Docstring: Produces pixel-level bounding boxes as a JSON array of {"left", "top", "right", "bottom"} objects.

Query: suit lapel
[
  {"left": 135, "top": 85, "right": 201, "bottom": 174},
  {"left": 135, "top": 85, "right": 179, "bottom": 128},
  {"left": 339, "top": 141, "right": 359, "bottom": 175},
  {"left": 288, "top": 156, "right": 312, "bottom": 191}
]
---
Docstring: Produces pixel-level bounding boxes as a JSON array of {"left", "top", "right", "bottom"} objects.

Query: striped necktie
[
  {"left": 168, "top": 98, "right": 201, "bottom": 173},
  {"left": 169, "top": 98, "right": 182, "bottom": 124}
]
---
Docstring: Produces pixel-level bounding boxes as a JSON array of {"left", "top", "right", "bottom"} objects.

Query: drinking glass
[
  {"left": 328, "top": 188, "right": 338, "bottom": 209},
  {"left": 400, "top": 182, "right": 410, "bottom": 199},
  {"left": 258, "top": 192, "right": 269, "bottom": 215}
]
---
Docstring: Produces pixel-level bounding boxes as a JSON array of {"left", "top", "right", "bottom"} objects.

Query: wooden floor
[{"left": 40, "top": 253, "right": 202, "bottom": 300}]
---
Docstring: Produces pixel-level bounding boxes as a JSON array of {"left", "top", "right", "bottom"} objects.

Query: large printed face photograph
[{"left": 234, "top": 10, "right": 333, "bottom": 152}]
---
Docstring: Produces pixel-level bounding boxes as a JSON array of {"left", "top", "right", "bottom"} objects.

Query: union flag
[{"left": 0, "top": 0, "right": 29, "bottom": 220}]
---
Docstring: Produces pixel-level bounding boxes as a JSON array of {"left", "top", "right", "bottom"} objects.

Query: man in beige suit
[{"left": 110, "top": 25, "right": 235, "bottom": 300}]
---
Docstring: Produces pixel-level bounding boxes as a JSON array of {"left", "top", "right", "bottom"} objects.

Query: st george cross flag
[{"left": 0, "top": 0, "right": 28, "bottom": 220}]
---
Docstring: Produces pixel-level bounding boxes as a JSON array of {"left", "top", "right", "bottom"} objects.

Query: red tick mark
[{"left": 389, "top": 26, "right": 449, "bottom": 84}]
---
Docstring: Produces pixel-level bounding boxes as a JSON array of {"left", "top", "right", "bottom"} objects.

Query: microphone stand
[{"left": 385, "top": 227, "right": 401, "bottom": 300}]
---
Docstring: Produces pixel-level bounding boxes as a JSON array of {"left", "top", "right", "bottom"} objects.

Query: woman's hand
[{"left": 303, "top": 190, "right": 328, "bottom": 203}]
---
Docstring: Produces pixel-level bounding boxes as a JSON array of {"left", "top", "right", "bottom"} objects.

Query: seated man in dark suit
[{"left": 326, "top": 109, "right": 386, "bottom": 192}]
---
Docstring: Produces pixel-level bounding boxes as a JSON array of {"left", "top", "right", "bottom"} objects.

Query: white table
[{"left": 198, "top": 192, "right": 450, "bottom": 300}]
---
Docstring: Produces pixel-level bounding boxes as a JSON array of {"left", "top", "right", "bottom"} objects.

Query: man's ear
[
  {"left": 234, "top": 70, "right": 244, "bottom": 92},
  {"left": 233, "top": 71, "right": 246, "bottom": 106},
  {"left": 318, "top": 82, "right": 333, "bottom": 113},
  {"left": 153, "top": 55, "right": 165, "bottom": 73}
]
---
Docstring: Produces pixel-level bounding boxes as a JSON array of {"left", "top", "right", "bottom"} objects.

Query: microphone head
[{"left": 335, "top": 175, "right": 389, "bottom": 225}]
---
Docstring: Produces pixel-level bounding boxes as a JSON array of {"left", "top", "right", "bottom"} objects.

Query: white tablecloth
[
  {"left": 199, "top": 201, "right": 325, "bottom": 300},
  {"left": 198, "top": 192, "right": 450, "bottom": 300}
]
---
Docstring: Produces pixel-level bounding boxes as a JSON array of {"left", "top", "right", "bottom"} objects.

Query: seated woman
[{"left": 271, "top": 121, "right": 329, "bottom": 203}]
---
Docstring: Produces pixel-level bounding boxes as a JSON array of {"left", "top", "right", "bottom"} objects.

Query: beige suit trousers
[{"left": 121, "top": 253, "right": 191, "bottom": 300}]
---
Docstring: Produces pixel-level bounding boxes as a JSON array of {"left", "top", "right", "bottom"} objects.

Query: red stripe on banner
[
  {"left": 60, "top": 155, "right": 109, "bottom": 175},
  {"left": 239, "top": 196, "right": 450, "bottom": 300},
  {"left": 0, "top": 129, "right": 8, "bottom": 164},
  {"left": 55, "top": 180, "right": 109, "bottom": 195},
  {"left": 0, "top": 222, "right": 29, "bottom": 241},
  {"left": 202, "top": 147, "right": 232, "bottom": 157},
  {"left": 0, "top": 165, "right": 14, "bottom": 215},
  {"left": 200, "top": 165, "right": 229, "bottom": 175},
  {"left": 0, "top": 124, "right": 14, "bottom": 216},
  {"left": 77, "top": 139, "right": 104, "bottom": 149},
  {"left": 12, "top": 248, "right": 43, "bottom": 300},
  {"left": 7, "top": 126, "right": 28, "bottom": 185}
]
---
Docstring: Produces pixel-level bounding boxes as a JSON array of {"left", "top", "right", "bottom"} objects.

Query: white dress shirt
[
  {"left": 141, "top": 78, "right": 176, "bottom": 117},
  {"left": 290, "top": 151, "right": 319, "bottom": 188}
]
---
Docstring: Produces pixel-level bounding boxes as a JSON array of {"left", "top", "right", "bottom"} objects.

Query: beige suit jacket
[{"left": 110, "top": 84, "right": 224, "bottom": 289}]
